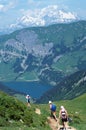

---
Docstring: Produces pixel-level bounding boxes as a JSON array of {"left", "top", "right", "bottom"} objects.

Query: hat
[
  {"left": 61, "top": 106, "right": 64, "bottom": 109},
  {"left": 49, "top": 101, "right": 52, "bottom": 104},
  {"left": 26, "top": 95, "right": 29, "bottom": 99}
]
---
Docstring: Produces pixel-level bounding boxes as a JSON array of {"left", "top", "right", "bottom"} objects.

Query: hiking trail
[
  {"left": 47, "top": 117, "right": 76, "bottom": 130},
  {"left": 35, "top": 108, "right": 76, "bottom": 130}
]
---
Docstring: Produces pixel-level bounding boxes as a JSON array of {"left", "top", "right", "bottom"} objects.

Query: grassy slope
[
  {"left": 38, "top": 93, "right": 86, "bottom": 130},
  {"left": 52, "top": 50, "right": 86, "bottom": 74},
  {"left": 0, "top": 91, "right": 51, "bottom": 130},
  {"left": 58, "top": 94, "right": 86, "bottom": 130},
  {"left": 0, "top": 91, "right": 86, "bottom": 130}
]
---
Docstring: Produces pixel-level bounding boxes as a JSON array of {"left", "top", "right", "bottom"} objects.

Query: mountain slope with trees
[
  {"left": 37, "top": 70, "right": 86, "bottom": 103},
  {"left": 0, "top": 20, "right": 86, "bottom": 84}
]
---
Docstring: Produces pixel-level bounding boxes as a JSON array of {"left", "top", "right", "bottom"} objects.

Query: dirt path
[
  {"left": 35, "top": 108, "right": 76, "bottom": 130},
  {"left": 35, "top": 108, "right": 41, "bottom": 115},
  {"left": 47, "top": 117, "right": 58, "bottom": 130},
  {"left": 47, "top": 117, "right": 76, "bottom": 130}
]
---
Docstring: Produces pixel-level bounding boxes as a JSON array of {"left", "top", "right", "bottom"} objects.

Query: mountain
[
  {"left": 0, "top": 20, "right": 86, "bottom": 84},
  {"left": 11, "top": 5, "right": 77, "bottom": 29},
  {"left": 0, "top": 5, "right": 78, "bottom": 35},
  {"left": 4, "top": 5, "right": 78, "bottom": 33},
  {"left": 37, "top": 70, "right": 86, "bottom": 103}
]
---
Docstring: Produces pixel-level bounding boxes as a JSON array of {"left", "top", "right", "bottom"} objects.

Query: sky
[{"left": 0, "top": 0, "right": 86, "bottom": 30}]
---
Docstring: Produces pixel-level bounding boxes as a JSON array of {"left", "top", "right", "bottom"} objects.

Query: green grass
[
  {"left": 0, "top": 62, "right": 39, "bottom": 81},
  {"left": 0, "top": 91, "right": 51, "bottom": 130},
  {"left": 37, "top": 93, "right": 86, "bottom": 130},
  {"left": 52, "top": 50, "right": 86, "bottom": 75},
  {"left": 17, "top": 93, "right": 86, "bottom": 130},
  {"left": 17, "top": 71, "right": 39, "bottom": 81},
  {"left": 0, "top": 90, "right": 86, "bottom": 130},
  {"left": 0, "top": 62, "right": 17, "bottom": 81}
]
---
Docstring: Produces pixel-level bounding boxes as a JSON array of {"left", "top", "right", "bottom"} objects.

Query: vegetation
[
  {"left": 56, "top": 93, "right": 86, "bottom": 130},
  {"left": 0, "top": 91, "right": 50, "bottom": 130},
  {"left": 37, "top": 70, "right": 86, "bottom": 103},
  {"left": 0, "top": 90, "right": 86, "bottom": 130},
  {"left": 0, "top": 21, "right": 86, "bottom": 83},
  {"left": 38, "top": 93, "right": 86, "bottom": 130}
]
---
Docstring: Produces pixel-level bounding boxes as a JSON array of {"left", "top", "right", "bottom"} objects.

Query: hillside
[
  {"left": 0, "top": 91, "right": 50, "bottom": 130},
  {"left": 56, "top": 93, "right": 86, "bottom": 130},
  {"left": 0, "top": 91, "right": 86, "bottom": 130},
  {"left": 0, "top": 20, "right": 86, "bottom": 84},
  {"left": 37, "top": 70, "right": 86, "bottom": 103},
  {"left": 38, "top": 93, "right": 86, "bottom": 130}
]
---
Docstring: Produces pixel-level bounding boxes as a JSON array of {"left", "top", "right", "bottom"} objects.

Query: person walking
[
  {"left": 59, "top": 106, "right": 68, "bottom": 130},
  {"left": 26, "top": 94, "right": 31, "bottom": 107},
  {"left": 49, "top": 101, "right": 57, "bottom": 121}
]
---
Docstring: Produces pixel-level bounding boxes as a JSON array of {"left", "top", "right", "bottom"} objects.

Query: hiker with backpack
[
  {"left": 59, "top": 106, "right": 68, "bottom": 130},
  {"left": 49, "top": 101, "right": 57, "bottom": 121}
]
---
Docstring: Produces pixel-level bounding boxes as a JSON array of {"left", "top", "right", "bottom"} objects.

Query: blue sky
[{"left": 0, "top": 0, "right": 86, "bottom": 30}]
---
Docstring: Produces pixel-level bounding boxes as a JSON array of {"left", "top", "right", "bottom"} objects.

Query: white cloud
[
  {"left": 0, "top": 4, "right": 4, "bottom": 11},
  {"left": 6, "top": 1, "right": 16, "bottom": 9},
  {"left": 0, "top": 1, "right": 16, "bottom": 12}
]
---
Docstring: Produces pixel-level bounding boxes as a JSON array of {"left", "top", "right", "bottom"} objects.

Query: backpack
[{"left": 51, "top": 104, "right": 56, "bottom": 111}]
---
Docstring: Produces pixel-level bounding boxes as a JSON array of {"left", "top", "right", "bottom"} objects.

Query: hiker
[
  {"left": 26, "top": 94, "right": 31, "bottom": 107},
  {"left": 49, "top": 101, "right": 57, "bottom": 121},
  {"left": 59, "top": 106, "right": 68, "bottom": 130}
]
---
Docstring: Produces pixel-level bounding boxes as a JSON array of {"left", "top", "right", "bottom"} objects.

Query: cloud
[
  {"left": 0, "top": 1, "right": 16, "bottom": 12},
  {"left": 0, "top": 4, "right": 4, "bottom": 11},
  {"left": 6, "top": 1, "right": 16, "bottom": 9}
]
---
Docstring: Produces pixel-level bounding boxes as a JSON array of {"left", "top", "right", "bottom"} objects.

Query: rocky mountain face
[{"left": 0, "top": 20, "right": 86, "bottom": 85}]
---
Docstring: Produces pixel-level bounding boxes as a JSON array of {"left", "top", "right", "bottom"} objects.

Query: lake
[{"left": 2, "top": 81, "right": 53, "bottom": 99}]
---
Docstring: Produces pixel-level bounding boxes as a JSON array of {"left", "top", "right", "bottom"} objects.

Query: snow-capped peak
[
  {"left": 59, "top": 10, "right": 76, "bottom": 20},
  {"left": 10, "top": 5, "right": 78, "bottom": 29}
]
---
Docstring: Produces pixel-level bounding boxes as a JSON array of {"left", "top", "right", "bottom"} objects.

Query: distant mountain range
[
  {"left": 0, "top": 5, "right": 78, "bottom": 34},
  {"left": 11, "top": 5, "right": 78, "bottom": 29},
  {"left": 0, "top": 20, "right": 86, "bottom": 85}
]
